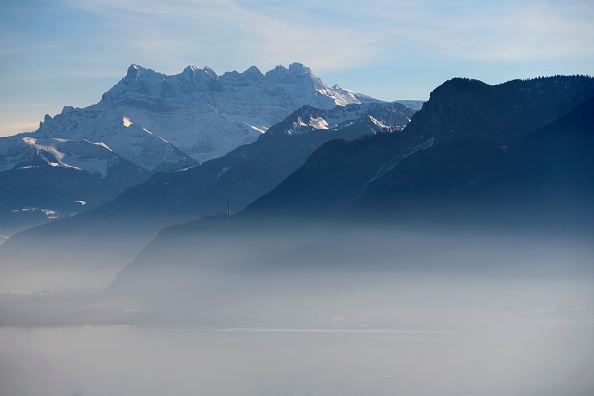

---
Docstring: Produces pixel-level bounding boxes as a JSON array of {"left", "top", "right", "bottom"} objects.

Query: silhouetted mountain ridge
[
  {"left": 405, "top": 75, "right": 594, "bottom": 145},
  {"left": 244, "top": 75, "right": 594, "bottom": 218},
  {"left": 354, "top": 94, "right": 594, "bottom": 218}
]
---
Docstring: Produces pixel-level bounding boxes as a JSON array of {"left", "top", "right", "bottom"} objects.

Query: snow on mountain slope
[
  {"left": 0, "top": 135, "right": 36, "bottom": 173},
  {"left": 21, "top": 136, "right": 138, "bottom": 177},
  {"left": 34, "top": 107, "right": 196, "bottom": 173},
  {"left": 265, "top": 102, "right": 416, "bottom": 137},
  {"left": 0, "top": 132, "right": 153, "bottom": 177},
  {"left": 20, "top": 63, "right": 372, "bottom": 173},
  {"left": 1, "top": 63, "right": 374, "bottom": 175},
  {"left": 98, "top": 63, "right": 374, "bottom": 164}
]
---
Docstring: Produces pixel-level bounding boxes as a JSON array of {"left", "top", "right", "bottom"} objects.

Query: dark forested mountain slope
[
  {"left": 404, "top": 75, "right": 594, "bottom": 145},
  {"left": 244, "top": 75, "right": 594, "bottom": 218},
  {"left": 356, "top": 95, "right": 594, "bottom": 218}
]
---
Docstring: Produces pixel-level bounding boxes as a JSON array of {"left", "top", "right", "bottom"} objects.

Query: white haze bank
[
  {"left": 1, "top": 287, "right": 593, "bottom": 396},
  {"left": 0, "top": 223, "right": 593, "bottom": 395}
]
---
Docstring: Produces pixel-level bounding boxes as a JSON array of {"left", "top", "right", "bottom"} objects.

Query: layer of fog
[
  {"left": 1, "top": 220, "right": 593, "bottom": 395},
  {"left": 1, "top": 307, "right": 593, "bottom": 396}
]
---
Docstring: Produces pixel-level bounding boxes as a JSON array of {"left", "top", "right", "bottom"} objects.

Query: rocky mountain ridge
[{"left": 0, "top": 62, "right": 390, "bottom": 233}]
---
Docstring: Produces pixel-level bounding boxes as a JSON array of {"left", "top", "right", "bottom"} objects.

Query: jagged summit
[
  {"left": 125, "top": 63, "right": 315, "bottom": 82},
  {"left": 125, "top": 64, "right": 161, "bottom": 80},
  {"left": 288, "top": 62, "right": 311, "bottom": 74},
  {"left": 95, "top": 62, "right": 375, "bottom": 163},
  {"left": 183, "top": 65, "right": 200, "bottom": 73},
  {"left": 126, "top": 64, "right": 141, "bottom": 79},
  {"left": 3, "top": 62, "right": 379, "bottom": 175},
  {"left": 242, "top": 65, "right": 263, "bottom": 78},
  {"left": 181, "top": 65, "right": 218, "bottom": 81},
  {"left": 264, "top": 62, "right": 314, "bottom": 80}
]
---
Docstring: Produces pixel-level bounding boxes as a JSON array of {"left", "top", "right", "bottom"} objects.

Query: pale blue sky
[{"left": 1, "top": 0, "right": 593, "bottom": 136}]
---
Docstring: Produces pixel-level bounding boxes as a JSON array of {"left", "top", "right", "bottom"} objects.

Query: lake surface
[
  {"left": 2, "top": 229, "right": 593, "bottom": 395},
  {"left": 2, "top": 316, "right": 593, "bottom": 396}
]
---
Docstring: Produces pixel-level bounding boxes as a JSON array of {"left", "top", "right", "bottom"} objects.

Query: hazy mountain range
[
  {"left": 1, "top": 70, "right": 593, "bottom": 294},
  {"left": 1, "top": 62, "right": 410, "bottom": 234},
  {"left": 107, "top": 75, "right": 594, "bottom": 302}
]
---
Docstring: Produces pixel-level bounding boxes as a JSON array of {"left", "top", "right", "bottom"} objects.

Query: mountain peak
[
  {"left": 182, "top": 65, "right": 217, "bottom": 80},
  {"left": 288, "top": 62, "right": 311, "bottom": 75},
  {"left": 242, "top": 65, "right": 263, "bottom": 78},
  {"left": 124, "top": 64, "right": 163, "bottom": 81},
  {"left": 264, "top": 63, "right": 315, "bottom": 80},
  {"left": 126, "top": 64, "right": 144, "bottom": 79},
  {"left": 266, "top": 64, "right": 288, "bottom": 77},
  {"left": 202, "top": 66, "right": 217, "bottom": 79},
  {"left": 183, "top": 65, "right": 200, "bottom": 74},
  {"left": 38, "top": 61, "right": 374, "bottom": 170}
]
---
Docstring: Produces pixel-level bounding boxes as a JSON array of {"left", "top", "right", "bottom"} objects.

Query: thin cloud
[
  {"left": 62, "top": 0, "right": 386, "bottom": 72},
  {"left": 378, "top": 1, "right": 594, "bottom": 61},
  {"left": 60, "top": 0, "right": 594, "bottom": 73}
]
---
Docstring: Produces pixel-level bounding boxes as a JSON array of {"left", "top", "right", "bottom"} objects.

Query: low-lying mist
[{"left": 1, "top": 218, "right": 593, "bottom": 395}]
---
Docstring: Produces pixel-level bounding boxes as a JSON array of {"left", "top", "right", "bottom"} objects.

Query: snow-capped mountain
[
  {"left": 0, "top": 62, "right": 381, "bottom": 233},
  {"left": 98, "top": 62, "right": 375, "bottom": 166},
  {"left": 1, "top": 62, "right": 375, "bottom": 176}
]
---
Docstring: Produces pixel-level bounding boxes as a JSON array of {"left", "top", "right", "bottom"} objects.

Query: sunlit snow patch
[
  {"left": 245, "top": 124, "right": 267, "bottom": 134},
  {"left": 308, "top": 116, "right": 329, "bottom": 130},
  {"left": 12, "top": 208, "right": 38, "bottom": 213},
  {"left": 41, "top": 209, "right": 59, "bottom": 219},
  {"left": 11, "top": 207, "right": 60, "bottom": 220},
  {"left": 22, "top": 137, "right": 36, "bottom": 145},
  {"left": 317, "top": 85, "right": 360, "bottom": 106},
  {"left": 143, "top": 126, "right": 170, "bottom": 144},
  {"left": 369, "top": 116, "right": 387, "bottom": 128},
  {"left": 94, "top": 142, "right": 113, "bottom": 152}
]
